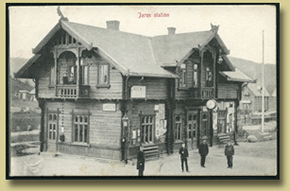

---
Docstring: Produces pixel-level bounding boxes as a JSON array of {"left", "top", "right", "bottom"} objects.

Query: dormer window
[{"left": 179, "top": 63, "right": 186, "bottom": 88}]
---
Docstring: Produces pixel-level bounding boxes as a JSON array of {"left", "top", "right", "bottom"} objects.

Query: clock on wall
[{"left": 206, "top": 99, "right": 217, "bottom": 110}]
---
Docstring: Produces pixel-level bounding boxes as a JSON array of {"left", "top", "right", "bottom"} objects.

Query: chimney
[
  {"left": 106, "top": 20, "right": 120, "bottom": 31},
  {"left": 167, "top": 27, "right": 176, "bottom": 35}
]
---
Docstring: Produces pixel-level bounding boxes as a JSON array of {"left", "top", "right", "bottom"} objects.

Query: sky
[{"left": 9, "top": 5, "right": 277, "bottom": 64}]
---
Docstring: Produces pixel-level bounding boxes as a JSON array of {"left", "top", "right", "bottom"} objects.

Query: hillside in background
[
  {"left": 228, "top": 57, "right": 277, "bottom": 94},
  {"left": 9, "top": 75, "right": 34, "bottom": 95}
]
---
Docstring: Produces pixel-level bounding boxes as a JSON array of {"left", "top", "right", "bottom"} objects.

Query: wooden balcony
[{"left": 56, "top": 85, "right": 90, "bottom": 98}]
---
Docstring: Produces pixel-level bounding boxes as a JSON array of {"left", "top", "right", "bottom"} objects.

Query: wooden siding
[
  {"left": 218, "top": 83, "right": 239, "bottom": 99},
  {"left": 38, "top": 73, "right": 55, "bottom": 98},
  {"left": 128, "top": 77, "right": 169, "bottom": 100},
  {"left": 44, "top": 101, "right": 122, "bottom": 154}
]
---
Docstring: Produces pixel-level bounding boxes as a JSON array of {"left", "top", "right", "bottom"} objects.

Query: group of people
[
  {"left": 179, "top": 138, "right": 235, "bottom": 173},
  {"left": 136, "top": 137, "right": 235, "bottom": 176}
]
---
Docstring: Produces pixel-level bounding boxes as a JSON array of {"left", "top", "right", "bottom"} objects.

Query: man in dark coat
[
  {"left": 137, "top": 146, "right": 145, "bottom": 176},
  {"left": 199, "top": 138, "right": 209, "bottom": 168},
  {"left": 225, "top": 140, "right": 235, "bottom": 168},
  {"left": 179, "top": 143, "right": 189, "bottom": 172}
]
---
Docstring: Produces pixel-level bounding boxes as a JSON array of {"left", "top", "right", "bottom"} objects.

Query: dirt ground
[{"left": 9, "top": 139, "right": 277, "bottom": 177}]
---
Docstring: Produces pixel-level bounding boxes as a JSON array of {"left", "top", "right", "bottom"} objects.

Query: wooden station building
[{"left": 15, "top": 17, "right": 252, "bottom": 160}]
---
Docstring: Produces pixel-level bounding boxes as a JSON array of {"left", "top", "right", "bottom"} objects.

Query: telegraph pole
[{"left": 261, "top": 30, "right": 265, "bottom": 133}]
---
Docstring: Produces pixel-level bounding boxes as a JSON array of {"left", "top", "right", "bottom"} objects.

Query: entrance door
[
  {"left": 200, "top": 111, "right": 210, "bottom": 138},
  {"left": 47, "top": 112, "right": 59, "bottom": 153},
  {"left": 141, "top": 115, "right": 155, "bottom": 144},
  {"left": 187, "top": 110, "right": 198, "bottom": 149}
]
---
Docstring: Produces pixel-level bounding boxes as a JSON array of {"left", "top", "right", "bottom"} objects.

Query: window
[
  {"left": 50, "top": 66, "right": 55, "bottom": 85},
  {"left": 141, "top": 115, "right": 154, "bottom": 143},
  {"left": 193, "top": 63, "right": 199, "bottom": 87},
  {"left": 175, "top": 115, "right": 182, "bottom": 141},
  {"left": 187, "top": 113, "right": 197, "bottom": 139},
  {"left": 82, "top": 65, "right": 89, "bottom": 85},
  {"left": 73, "top": 114, "right": 89, "bottom": 143},
  {"left": 179, "top": 63, "right": 186, "bottom": 88},
  {"left": 206, "top": 66, "right": 213, "bottom": 87},
  {"left": 201, "top": 113, "right": 208, "bottom": 137},
  {"left": 48, "top": 113, "right": 57, "bottom": 140},
  {"left": 97, "top": 64, "right": 109, "bottom": 87},
  {"left": 132, "top": 129, "right": 141, "bottom": 145},
  {"left": 217, "top": 110, "right": 227, "bottom": 133}
]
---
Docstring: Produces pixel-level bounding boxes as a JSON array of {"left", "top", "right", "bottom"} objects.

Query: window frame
[
  {"left": 49, "top": 65, "right": 56, "bottom": 87},
  {"left": 193, "top": 63, "right": 199, "bottom": 88},
  {"left": 82, "top": 64, "right": 90, "bottom": 85},
  {"left": 71, "top": 110, "right": 90, "bottom": 145},
  {"left": 96, "top": 63, "right": 110, "bottom": 88},
  {"left": 46, "top": 109, "right": 59, "bottom": 142},
  {"left": 178, "top": 63, "right": 187, "bottom": 89},
  {"left": 174, "top": 115, "right": 183, "bottom": 141},
  {"left": 140, "top": 115, "right": 155, "bottom": 144}
]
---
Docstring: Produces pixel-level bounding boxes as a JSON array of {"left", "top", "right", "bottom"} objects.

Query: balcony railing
[
  {"left": 201, "top": 87, "right": 215, "bottom": 99},
  {"left": 56, "top": 85, "right": 90, "bottom": 98}
]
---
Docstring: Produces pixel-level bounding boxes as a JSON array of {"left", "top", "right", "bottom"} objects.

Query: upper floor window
[
  {"left": 50, "top": 66, "right": 56, "bottom": 85},
  {"left": 193, "top": 63, "right": 199, "bottom": 87},
  {"left": 179, "top": 63, "right": 186, "bottom": 88},
  {"left": 82, "top": 65, "right": 89, "bottom": 85},
  {"left": 206, "top": 66, "right": 213, "bottom": 87},
  {"left": 97, "top": 64, "right": 110, "bottom": 87}
]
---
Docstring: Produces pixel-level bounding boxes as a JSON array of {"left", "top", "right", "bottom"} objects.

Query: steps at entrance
[{"left": 142, "top": 144, "right": 160, "bottom": 160}]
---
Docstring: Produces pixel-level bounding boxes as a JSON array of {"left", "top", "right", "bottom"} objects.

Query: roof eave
[{"left": 14, "top": 54, "right": 41, "bottom": 78}]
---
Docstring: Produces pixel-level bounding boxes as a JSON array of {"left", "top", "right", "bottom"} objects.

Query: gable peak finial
[
  {"left": 57, "top": 6, "right": 69, "bottom": 21},
  {"left": 210, "top": 23, "right": 219, "bottom": 33}
]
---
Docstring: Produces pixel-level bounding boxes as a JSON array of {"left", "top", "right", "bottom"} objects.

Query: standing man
[
  {"left": 199, "top": 137, "right": 209, "bottom": 168},
  {"left": 225, "top": 140, "right": 235, "bottom": 168},
  {"left": 137, "top": 146, "right": 145, "bottom": 176},
  {"left": 179, "top": 143, "right": 190, "bottom": 172}
]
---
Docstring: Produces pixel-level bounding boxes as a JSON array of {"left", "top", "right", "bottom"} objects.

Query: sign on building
[{"left": 131, "top": 86, "right": 146, "bottom": 98}]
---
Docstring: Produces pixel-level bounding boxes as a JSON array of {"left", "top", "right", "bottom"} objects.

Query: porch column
[
  {"left": 234, "top": 100, "right": 239, "bottom": 145},
  {"left": 38, "top": 99, "right": 45, "bottom": 152},
  {"left": 76, "top": 47, "right": 80, "bottom": 97}
]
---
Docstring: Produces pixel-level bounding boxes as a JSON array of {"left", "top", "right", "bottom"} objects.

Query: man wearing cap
[
  {"left": 137, "top": 146, "right": 145, "bottom": 176},
  {"left": 179, "top": 143, "right": 190, "bottom": 172},
  {"left": 225, "top": 140, "right": 235, "bottom": 168},
  {"left": 199, "top": 137, "right": 209, "bottom": 168}
]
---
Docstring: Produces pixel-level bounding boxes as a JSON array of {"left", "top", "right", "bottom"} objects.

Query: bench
[
  {"left": 11, "top": 141, "right": 39, "bottom": 156},
  {"left": 217, "top": 133, "right": 231, "bottom": 147},
  {"left": 142, "top": 144, "right": 160, "bottom": 160}
]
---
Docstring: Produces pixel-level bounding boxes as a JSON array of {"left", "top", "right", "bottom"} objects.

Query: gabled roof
[
  {"left": 272, "top": 87, "right": 276, "bottom": 97},
  {"left": 16, "top": 20, "right": 234, "bottom": 79},
  {"left": 220, "top": 67, "right": 253, "bottom": 82},
  {"left": 247, "top": 83, "right": 270, "bottom": 97}
]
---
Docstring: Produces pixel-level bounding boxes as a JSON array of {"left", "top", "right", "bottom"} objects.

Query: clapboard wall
[{"left": 43, "top": 100, "right": 122, "bottom": 160}]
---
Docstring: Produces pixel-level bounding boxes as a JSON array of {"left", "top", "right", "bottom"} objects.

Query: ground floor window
[
  {"left": 141, "top": 115, "right": 154, "bottom": 143},
  {"left": 217, "top": 110, "right": 227, "bottom": 134},
  {"left": 187, "top": 112, "right": 198, "bottom": 139},
  {"left": 201, "top": 113, "right": 208, "bottom": 137},
  {"left": 73, "top": 114, "right": 89, "bottom": 143},
  {"left": 175, "top": 115, "right": 182, "bottom": 141},
  {"left": 48, "top": 113, "right": 58, "bottom": 140}
]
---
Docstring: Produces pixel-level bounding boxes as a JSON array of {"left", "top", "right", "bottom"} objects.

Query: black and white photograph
[{"left": 7, "top": 4, "right": 279, "bottom": 178}]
